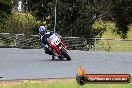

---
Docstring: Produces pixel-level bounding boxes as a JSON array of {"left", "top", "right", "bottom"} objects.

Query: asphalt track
[{"left": 0, "top": 48, "right": 132, "bottom": 80}]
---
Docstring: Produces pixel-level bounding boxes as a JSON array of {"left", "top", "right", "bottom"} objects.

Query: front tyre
[{"left": 60, "top": 49, "right": 71, "bottom": 61}]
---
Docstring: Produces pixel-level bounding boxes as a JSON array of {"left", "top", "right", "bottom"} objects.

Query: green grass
[
  {"left": 93, "top": 21, "right": 132, "bottom": 39},
  {"left": 92, "top": 21, "right": 132, "bottom": 52},
  {"left": 93, "top": 40, "right": 132, "bottom": 52},
  {"left": 0, "top": 79, "right": 131, "bottom": 88}
]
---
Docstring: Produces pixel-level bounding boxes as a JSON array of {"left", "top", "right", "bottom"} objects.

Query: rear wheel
[
  {"left": 58, "top": 56, "right": 64, "bottom": 60},
  {"left": 60, "top": 49, "right": 71, "bottom": 61}
]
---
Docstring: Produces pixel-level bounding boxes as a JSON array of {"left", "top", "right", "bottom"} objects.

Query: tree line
[
  {"left": 0, "top": 0, "right": 132, "bottom": 38},
  {"left": 0, "top": 0, "right": 12, "bottom": 29}
]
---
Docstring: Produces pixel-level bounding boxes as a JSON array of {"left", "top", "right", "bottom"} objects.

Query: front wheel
[{"left": 60, "top": 49, "right": 71, "bottom": 61}]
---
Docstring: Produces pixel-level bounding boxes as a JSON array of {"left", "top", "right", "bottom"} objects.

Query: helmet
[{"left": 39, "top": 26, "right": 46, "bottom": 32}]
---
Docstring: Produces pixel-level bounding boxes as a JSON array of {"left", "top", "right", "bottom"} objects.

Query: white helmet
[{"left": 39, "top": 26, "right": 46, "bottom": 32}]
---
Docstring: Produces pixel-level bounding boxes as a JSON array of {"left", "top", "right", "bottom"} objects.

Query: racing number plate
[{"left": 51, "top": 37, "right": 60, "bottom": 46}]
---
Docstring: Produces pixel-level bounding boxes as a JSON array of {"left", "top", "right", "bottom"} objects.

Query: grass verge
[
  {"left": 0, "top": 78, "right": 131, "bottom": 88},
  {"left": 95, "top": 40, "right": 132, "bottom": 52},
  {"left": 92, "top": 21, "right": 132, "bottom": 52}
]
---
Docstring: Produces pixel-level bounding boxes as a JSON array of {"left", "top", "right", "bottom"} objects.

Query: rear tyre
[
  {"left": 60, "top": 49, "right": 71, "bottom": 61},
  {"left": 58, "top": 56, "right": 64, "bottom": 60}
]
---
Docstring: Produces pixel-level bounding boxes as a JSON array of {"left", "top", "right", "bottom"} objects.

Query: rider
[{"left": 38, "top": 26, "right": 53, "bottom": 55}]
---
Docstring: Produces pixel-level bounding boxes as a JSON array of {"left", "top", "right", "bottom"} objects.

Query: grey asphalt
[{"left": 0, "top": 48, "right": 132, "bottom": 80}]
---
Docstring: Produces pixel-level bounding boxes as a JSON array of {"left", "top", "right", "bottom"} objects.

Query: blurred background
[{"left": 0, "top": 0, "right": 132, "bottom": 51}]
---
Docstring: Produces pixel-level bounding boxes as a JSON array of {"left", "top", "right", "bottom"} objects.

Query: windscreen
[{"left": 49, "top": 34, "right": 56, "bottom": 40}]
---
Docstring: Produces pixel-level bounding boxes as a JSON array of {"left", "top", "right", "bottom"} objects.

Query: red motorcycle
[{"left": 47, "top": 33, "right": 71, "bottom": 61}]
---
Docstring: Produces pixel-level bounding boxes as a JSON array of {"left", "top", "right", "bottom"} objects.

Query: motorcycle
[{"left": 47, "top": 33, "right": 71, "bottom": 61}]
